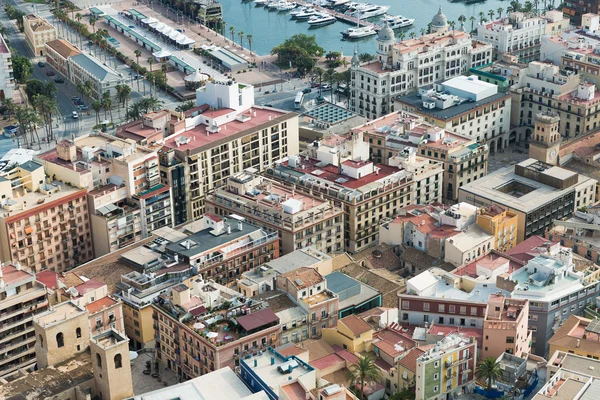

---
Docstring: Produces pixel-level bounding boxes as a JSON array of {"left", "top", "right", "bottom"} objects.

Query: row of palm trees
[
  {"left": 224, "top": 25, "right": 255, "bottom": 55},
  {"left": 343, "top": 353, "right": 504, "bottom": 400}
]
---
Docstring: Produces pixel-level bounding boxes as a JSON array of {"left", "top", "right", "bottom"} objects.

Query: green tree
[
  {"left": 12, "top": 55, "right": 33, "bottom": 83},
  {"left": 101, "top": 91, "right": 113, "bottom": 122},
  {"left": 25, "top": 79, "right": 55, "bottom": 103},
  {"left": 134, "top": 49, "right": 143, "bottom": 91},
  {"left": 358, "top": 54, "right": 374, "bottom": 64},
  {"left": 271, "top": 33, "right": 324, "bottom": 75},
  {"left": 389, "top": 389, "right": 415, "bottom": 400},
  {"left": 246, "top": 34, "right": 253, "bottom": 57},
  {"left": 346, "top": 356, "right": 382, "bottom": 400},
  {"left": 147, "top": 56, "right": 154, "bottom": 72},
  {"left": 488, "top": 9, "right": 495, "bottom": 21},
  {"left": 1, "top": 98, "right": 16, "bottom": 121},
  {"left": 477, "top": 357, "right": 502, "bottom": 391},
  {"left": 470, "top": 15, "right": 476, "bottom": 32},
  {"left": 238, "top": 30, "right": 244, "bottom": 48},
  {"left": 479, "top": 11, "right": 486, "bottom": 24},
  {"left": 175, "top": 101, "right": 196, "bottom": 112},
  {"left": 33, "top": 94, "right": 59, "bottom": 142},
  {"left": 229, "top": 26, "right": 235, "bottom": 43},
  {"left": 92, "top": 100, "right": 102, "bottom": 125},
  {"left": 497, "top": 7, "right": 504, "bottom": 18}
]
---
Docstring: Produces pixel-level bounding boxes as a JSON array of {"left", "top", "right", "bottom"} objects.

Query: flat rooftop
[
  {"left": 128, "top": 367, "right": 268, "bottom": 400},
  {"left": 242, "top": 348, "right": 314, "bottom": 394},
  {"left": 396, "top": 91, "right": 509, "bottom": 120},
  {"left": 303, "top": 102, "right": 357, "bottom": 124},
  {"left": 163, "top": 107, "right": 293, "bottom": 154},
  {"left": 35, "top": 301, "right": 85, "bottom": 327}
]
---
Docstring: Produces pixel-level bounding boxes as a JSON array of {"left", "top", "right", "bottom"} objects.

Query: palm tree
[
  {"left": 449, "top": 21, "right": 456, "bottom": 30},
  {"left": 229, "top": 26, "right": 235, "bottom": 43},
  {"left": 33, "top": 94, "right": 59, "bottom": 142},
  {"left": 523, "top": 0, "right": 534, "bottom": 13},
  {"left": 126, "top": 102, "right": 143, "bottom": 121},
  {"left": 398, "top": 31, "right": 406, "bottom": 41},
  {"left": 75, "top": 13, "right": 83, "bottom": 48},
  {"left": 101, "top": 91, "right": 113, "bottom": 122},
  {"left": 89, "top": 15, "right": 97, "bottom": 35},
  {"left": 92, "top": 100, "right": 102, "bottom": 125},
  {"left": 470, "top": 15, "right": 476, "bottom": 32},
  {"left": 497, "top": 7, "right": 504, "bottom": 18},
  {"left": 147, "top": 56, "right": 154, "bottom": 72},
  {"left": 238, "top": 31, "right": 244, "bottom": 48},
  {"left": 488, "top": 10, "right": 495, "bottom": 21},
  {"left": 1, "top": 98, "right": 16, "bottom": 121},
  {"left": 246, "top": 34, "right": 253, "bottom": 56},
  {"left": 346, "top": 356, "right": 382, "bottom": 400},
  {"left": 147, "top": 72, "right": 155, "bottom": 96},
  {"left": 313, "top": 66, "right": 324, "bottom": 95},
  {"left": 458, "top": 14, "right": 467, "bottom": 29},
  {"left": 161, "top": 63, "right": 168, "bottom": 78},
  {"left": 479, "top": 11, "right": 486, "bottom": 24},
  {"left": 409, "top": 31, "right": 416, "bottom": 39},
  {"left": 477, "top": 357, "right": 502, "bottom": 391}
]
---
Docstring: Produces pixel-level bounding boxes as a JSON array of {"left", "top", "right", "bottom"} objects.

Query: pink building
[{"left": 482, "top": 294, "right": 531, "bottom": 359}]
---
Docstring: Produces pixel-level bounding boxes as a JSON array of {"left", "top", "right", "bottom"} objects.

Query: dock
[{"left": 292, "top": 0, "right": 381, "bottom": 29}]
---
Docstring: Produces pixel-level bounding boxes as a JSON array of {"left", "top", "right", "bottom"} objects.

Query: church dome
[
  {"left": 377, "top": 21, "right": 395, "bottom": 42},
  {"left": 431, "top": 6, "right": 448, "bottom": 28}
]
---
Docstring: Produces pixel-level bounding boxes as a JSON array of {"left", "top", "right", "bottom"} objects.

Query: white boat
[
  {"left": 380, "top": 15, "right": 415, "bottom": 29},
  {"left": 350, "top": 5, "right": 389, "bottom": 18},
  {"left": 277, "top": 1, "right": 297, "bottom": 11},
  {"left": 342, "top": 25, "right": 377, "bottom": 39},
  {"left": 290, "top": 6, "right": 307, "bottom": 16},
  {"left": 307, "top": 13, "right": 337, "bottom": 27},
  {"left": 265, "top": 0, "right": 283, "bottom": 8},
  {"left": 295, "top": 8, "right": 319, "bottom": 19},
  {"left": 328, "top": 0, "right": 350, "bottom": 5},
  {"left": 254, "top": 0, "right": 268, "bottom": 5}
]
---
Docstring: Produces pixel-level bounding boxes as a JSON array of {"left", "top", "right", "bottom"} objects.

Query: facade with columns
[{"left": 350, "top": 8, "right": 493, "bottom": 119}]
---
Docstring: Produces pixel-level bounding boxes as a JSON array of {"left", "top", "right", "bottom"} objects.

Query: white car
[{"left": 72, "top": 111, "right": 79, "bottom": 119}]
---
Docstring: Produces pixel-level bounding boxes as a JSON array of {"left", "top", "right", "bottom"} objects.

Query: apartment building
[
  {"left": 444, "top": 225, "right": 494, "bottom": 267},
  {"left": 415, "top": 333, "right": 477, "bottom": 400},
  {"left": 153, "top": 279, "right": 281, "bottom": 379},
  {"left": 0, "top": 263, "right": 49, "bottom": 379},
  {"left": 45, "top": 39, "right": 81, "bottom": 78},
  {"left": 206, "top": 173, "right": 344, "bottom": 255},
  {"left": 476, "top": 205, "right": 519, "bottom": 253},
  {"left": 159, "top": 213, "right": 279, "bottom": 285},
  {"left": 349, "top": 9, "right": 492, "bottom": 119},
  {"left": 548, "top": 315, "right": 600, "bottom": 359},
  {"left": 161, "top": 81, "right": 299, "bottom": 220},
  {"left": 0, "top": 34, "right": 14, "bottom": 100},
  {"left": 394, "top": 75, "right": 513, "bottom": 152},
  {"left": 267, "top": 131, "right": 440, "bottom": 252},
  {"left": 276, "top": 267, "right": 338, "bottom": 337},
  {"left": 482, "top": 295, "right": 531, "bottom": 359},
  {"left": 68, "top": 53, "right": 123, "bottom": 99},
  {"left": 355, "top": 112, "right": 488, "bottom": 202},
  {"left": 469, "top": 54, "right": 528, "bottom": 92},
  {"left": 158, "top": 148, "right": 187, "bottom": 226},
  {"left": 23, "top": 14, "right": 57, "bottom": 56},
  {"left": 563, "top": 1, "right": 598, "bottom": 25},
  {"left": 476, "top": 12, "right": 549, "bottom": 62},
  {"left": 545, "top": 207, "right": 600, "bottom": 265},
  {"left": 459, "top": 158, "right": 597, "bottom": 242},
  {"left": 510, "top": 61, "right": 600, "bottom": 139},
  {"left": 0, "top": 161, "right": 93, "bottom": 273},
  {"left": 88, "top": 185, "right": 143, "bottom": 256}
]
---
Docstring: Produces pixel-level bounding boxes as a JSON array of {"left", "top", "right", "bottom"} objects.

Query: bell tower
[{"left": 529, "top": 112, "right": 561, "bottom": 165}]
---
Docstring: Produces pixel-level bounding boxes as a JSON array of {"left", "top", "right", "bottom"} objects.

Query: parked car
[
  {"left": 311, "top": 82, "right": 320, "bottom": 88},
  {"left": 320, "top": 84, "right": 331, "bottom": 90},
  {"left": 71, "top": 96, "right": 80, "bottom": 101},
  {"left": 302, "top": 88, "right": 312, "bottom": 94},
  {"left": 37, "top": 62, "right": 45, "bottom": 67},
  {"left": 72, "top": 111, "right": 79, "bottom": 119},
  {"left": 46, "top": 71, "right": 55, "bottom": 76},
  {"left": 77, "top": 105, "right": 89, "bottom": 111},
  {"left": 54, "top": 77, "right": 64, "bottom": 83},
  {"left": 75, "top": 99, "right": 84, "bottom": 106},
  {"left": 263, "top": 103, "right": 273, "bottom": 107}
]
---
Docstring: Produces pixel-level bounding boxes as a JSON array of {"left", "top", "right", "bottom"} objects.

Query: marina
[{"left": 220, "top": 0, "right": 516, "bottom": 55}]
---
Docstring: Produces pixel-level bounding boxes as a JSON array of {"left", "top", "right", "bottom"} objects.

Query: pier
[{"left": 292, "top": 0, "right": 381, "bottom": 29}]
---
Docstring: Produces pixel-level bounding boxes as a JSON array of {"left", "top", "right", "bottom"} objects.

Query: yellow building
[
  {"left": 322, "top": 315, "right": 373, "bottom": 353},
  {"left": 121, "top": 301, "right": 155, "bottom": 351},
  {"left": 476, "top": 205, "right": 519, "bottom": 252},
  {"left": 23, "top": 14, "right": 57, "bottom": 56},
  {"left": 548, "top": 315, "right": 600, "bottom": 360},
  {"left": 390, "top": 347, "right": 426, "bottom": 391}
]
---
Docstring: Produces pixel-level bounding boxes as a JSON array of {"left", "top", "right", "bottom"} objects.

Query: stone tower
[
  {"left": 376, "top": 22, "right": 395, "bottom": 68},
  {"left": 529, "top": 112, "right": 561, "bottom": 165},
  {"left": 90, "top": 330, "right": 134, "bottom": 400},
  {"left": 34, "top": 301, "right": 91, "bottom": 368}
]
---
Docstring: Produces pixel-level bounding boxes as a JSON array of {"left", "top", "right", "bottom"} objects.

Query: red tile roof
[
  {"left": 2, "top": 265, "right": 31, "bottom": 286},
  {"left": 331, "top": 345, "right": 359, "bottom": 364},
  {"left": 75, "top": 278, "right": 105, "bottom": 294},
  {"left": 85, "top": 296, "right": 118, "bottom": 314},
  {"left": 36, "top": 270, "right": 60, "bottom": 290},
  {"left": 397, "top": 347, "right": 426, "bottom": 372},
  {"left": 505, "top": 235, "right": 557, "bottom": 262},
  {"left": 311, "top": 353, "right": 345, "bottom": 370}
]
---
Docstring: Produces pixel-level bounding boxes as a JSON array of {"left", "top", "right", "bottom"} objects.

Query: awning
[
  {"left": 154, "top": 22, "right": 165, "bottom": 31},
  {"left": 25, "top": 226, "right": 33, "bottom": 234},
  {"left": 168, "top": 30, "right": 181, "bottom": 40},
  {"left": 176, "top": 35, "right": 195, "bottom": 45},
  {"left": 142, "top": 17, "right": 158, "bottom": 24},
  {"left": 184, "top": 70, "right": 209, "bottom": 82},
  {"left": 153, "top": 50, "right": 172, "bottom": 59}
]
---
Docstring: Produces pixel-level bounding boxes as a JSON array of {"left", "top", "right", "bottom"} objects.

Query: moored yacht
[
  {"left": 295, "top": 8, "right": 319, "bottom": 19},
  {"left": 307, "top": 13, "right": 337, "bottom": 27},
  {"left": 350, "top": 4, "right": 389, "bottom": 18},
  {"left": 342, "top": 25, "right": 377, "bottom": 39},
  {"left": 380, "top": 14, "right": 415, "bottom": 29}
]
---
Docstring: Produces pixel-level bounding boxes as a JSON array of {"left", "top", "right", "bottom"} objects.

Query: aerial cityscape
[{"left": 2, "top": 0, "right": 600, "bottom": 399}]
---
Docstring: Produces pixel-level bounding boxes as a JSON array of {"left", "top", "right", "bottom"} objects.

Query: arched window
[
  {"left": 56, "top": 332, "right": 64, "bottom": 348},
  {"left": 96, "top": 353, "right": 102, "bottom": 368},
  {"left": 39, "top": 335, "right": 44, "bottom": 348},
  {"left": 76, "top": 327, "right": 82, "bottom": 338},
  {"left": 114, "top": 354, "right": 122, "bottom": 369}
]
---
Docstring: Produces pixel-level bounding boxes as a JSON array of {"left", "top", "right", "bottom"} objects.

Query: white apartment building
[
  {"left": 477, "top": 12, "right": 549, "bottom": 62},
  {"left": 350, "top": 8, "right": 492, "bottom": 119},
  {"left": 68, "top": 53, "right": 123, "bottom": 99},
  {"left": 395, "top": 75, "right": 512, "bottom": 152},
  {"left": 23, "top": 14, "right": 57, "bottom": 56},
  {"left": 161, "top": 80, "right": 299, "bottom": 220},
  {"left": 0, "top": 34, "right": 14, "bottom": 100}
]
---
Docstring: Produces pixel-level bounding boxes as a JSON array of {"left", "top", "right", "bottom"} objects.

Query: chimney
[
  {"left": 238, "top": 220, "right": 243, "bottom": 231},
  {"left": 577, "top": 339, "right": 581, "bottom": 348},
  {"left": 268, "top": 114, "right": 271, "bottom": 121},
  {"left": 253, "top": 111, "right": 257, "bottom": 117},
  {"left": 227, "top": 224, "right": 231, "bottom": 235}
]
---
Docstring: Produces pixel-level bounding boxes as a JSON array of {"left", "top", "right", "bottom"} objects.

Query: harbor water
[{"left": 221, "top": 0, "right": 524, "bottom": 56}]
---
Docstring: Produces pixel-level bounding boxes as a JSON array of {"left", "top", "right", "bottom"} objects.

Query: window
[
  {"left": 114, "top": 354, "right": 122, "bottom": 369},
  {"left": 56, "top": 332, "right": 64, "bottom": 348},
  {"left": 506, "top": 336, "right": 515, "bottom": 344},
  {"left": 39, "top": 335, "right": 44, "bottom": 348},
  {"left": 433, "top": 386, "right": 439, "bottom": 393},
  {"left": 96, "top": 353, "right": 102, "bottom": 368},
  {"left": 438, "top": 304, "right": 445, "bottom": 312},
  {"left": 449, "top": 305, "right": 456, "bottom": 313},
  {"left": 402, "top": 300, "right": 410, "bottom": 309},
  {"left": 434, "top": 373, "right": 439, "bottom": 380},
  {"left": 423, "top": 302, "right": 430, "bottom": 311},
  {"left": 460, "top": 306, "right": 467, "bottom": 314},
  {"left": 76, "top": 327, "right": 81, "bottom": 338}
]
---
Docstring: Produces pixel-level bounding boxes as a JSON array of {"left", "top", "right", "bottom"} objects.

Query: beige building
[
  {"left": 44, "top": 39, "right": 81, "bottom": 78},
  {"left": 161, "top": 80, "right": 299, "bottom": 220},
  {"left": 355, "top": 112, "right": 488, "bottom": 201},
  {"left": 23, "top": 14, "right": 57, "bottom": 56},
  {"left": 0, "top": 161, "right": 93, "bottom": 273},
  {"left": 0, "top": 34, "right": 14, "bottom": 100},
  {"left": 206, "top": 173, "right": 344, "bottom": 255},
  {"left": 90, "top": 330, "right": 134, "bottom": 400},
  {"left": 0, "top": 263, "right": 49, "bottom": 379},
  {"left": 482, "top": 295, "right": 531, "bottom": 360},
  {"left": 267, "top": 131, "right": 437, "bottom": 253}
]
